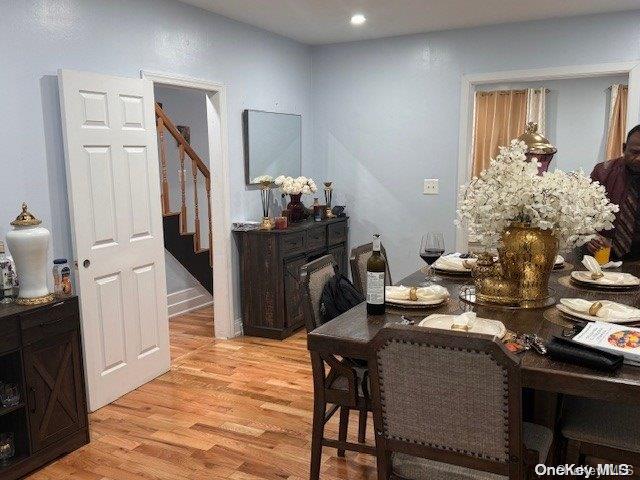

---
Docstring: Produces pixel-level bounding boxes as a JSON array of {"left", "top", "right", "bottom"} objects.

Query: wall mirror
[{"left": 243, "top": 110, "right": 301, "bottom": 184}]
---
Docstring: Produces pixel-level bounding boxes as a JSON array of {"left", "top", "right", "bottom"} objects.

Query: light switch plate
[{"left": 423, "top": 178, "right": 439, "bottom": 195}]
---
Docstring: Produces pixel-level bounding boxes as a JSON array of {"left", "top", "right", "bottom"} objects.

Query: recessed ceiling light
[{"left": 350, "top": 14, "right": 366, "bottom": 26}]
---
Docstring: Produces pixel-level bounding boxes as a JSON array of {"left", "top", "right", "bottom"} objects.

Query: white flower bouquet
[
  {"left": 456, "top": 140, "right": 619, "bottom": 248},
  {"left": 274, "top": 175, "right": 318, "bottom": 196}
]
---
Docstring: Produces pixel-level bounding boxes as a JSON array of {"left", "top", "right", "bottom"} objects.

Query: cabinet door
[
  {"left": 24, "top": 330, "right": 86, "bottom": 452},
  {"left": 284, "top": 256, "right": 306, "bottom": 329},
  {"left": 329, "top": 244, "right": 347, "bottom": 276}
]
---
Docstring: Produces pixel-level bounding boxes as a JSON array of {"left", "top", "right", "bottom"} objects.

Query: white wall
[
  {"left": 0, "top": 0, "right": 313, "bottom": 319},
  {"left": 481, "top": 75, "right": 628, "bottom": 173},
  {"left": 312, "top": 11, "right": 640, "bottom": 279}
]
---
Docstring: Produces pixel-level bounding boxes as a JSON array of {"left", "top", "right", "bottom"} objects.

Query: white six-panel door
[{"left": 58, "top": 70, "right": 170, "bottom": 411}]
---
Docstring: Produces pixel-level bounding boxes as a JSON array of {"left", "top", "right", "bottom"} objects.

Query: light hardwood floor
[{"left": 28, "top": 306, "right": 376, "bottom": 479}]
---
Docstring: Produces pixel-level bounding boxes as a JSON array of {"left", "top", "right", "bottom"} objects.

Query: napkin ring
[
  {"left": 589, "top": 301, "right": 603, "bottom": 316},
  {"left": 591, "top": 272, "right": 604, "bottom": 280},
  {"left": 462, "top": 260, "right": 473, "bottom": 269},
  {"left": 409, "top": 287, "right": 418, "bottom": 302},
  {"left": 451, "top": 324, "right": 470, "bottom": 332}
]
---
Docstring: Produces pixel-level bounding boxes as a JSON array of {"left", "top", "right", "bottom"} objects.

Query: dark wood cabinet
[
  {"left": 235, "top": 217, "right": 348, "bottom": 339},
  {"left": 0, "top": 296, "right": 89, "bottom": 480}
]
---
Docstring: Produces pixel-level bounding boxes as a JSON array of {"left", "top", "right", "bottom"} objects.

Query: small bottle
[
  {"left": 53, "top": 259, "right": 72, "bottom": 296},
  {"left": 366, "top": 234, "right": 386, "bottom": 315},
  {"left": 0, "top": 242, "right": 14, "bottom": 304},
  {"left": 313, "top": 198, "right": 322, "bottom": 222}
]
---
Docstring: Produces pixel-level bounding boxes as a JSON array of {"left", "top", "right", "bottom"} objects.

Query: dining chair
[
  {"left": 561, "top": 396, "right": 640, "bottom": 468},
  {"left": 368, "top": 325, "right": 553, "bottom": 480},
  {"left": 350, "top": 242, "right": 392, "bottom": 295},
  {"left": 300, "top": 254, "right": 375, "bottom": 480}
]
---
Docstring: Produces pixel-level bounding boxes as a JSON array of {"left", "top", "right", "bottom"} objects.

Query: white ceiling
[{"left": 178, "top": 0, "right": 640, "bottom": 45}]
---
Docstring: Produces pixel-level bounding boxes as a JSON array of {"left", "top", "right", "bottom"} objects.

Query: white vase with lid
[{"left": 6, "top": 203, "right": 54, "bottom": 305}]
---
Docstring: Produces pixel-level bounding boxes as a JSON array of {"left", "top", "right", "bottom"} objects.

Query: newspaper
[{"left": 572, "top": 321, "right": 640, "bottom": 367}]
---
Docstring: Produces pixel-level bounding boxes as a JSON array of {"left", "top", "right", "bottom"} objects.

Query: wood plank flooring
[{"left": 28, "top": 306, "right": 376, "bottom": 479}]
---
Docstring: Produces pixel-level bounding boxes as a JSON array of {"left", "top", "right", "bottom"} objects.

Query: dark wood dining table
[{"left": 307, "top": 259, "right": 640, "bottom": 405}]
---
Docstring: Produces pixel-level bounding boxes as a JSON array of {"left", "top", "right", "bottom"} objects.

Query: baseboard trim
[{"left": 168, "top": 286, "right": 213, "bottom": 318}]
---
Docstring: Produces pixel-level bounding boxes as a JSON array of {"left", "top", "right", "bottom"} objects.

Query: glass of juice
[{"left": 594, "top": 245, "right": 611, "bottom": 265}]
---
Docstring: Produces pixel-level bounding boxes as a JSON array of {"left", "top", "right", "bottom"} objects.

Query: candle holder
[
  {"left": 324, "top": 182, "right": 335, "bottom": 219},
  {"left": 259, "top": 181, "right": 274, "bottom": 230}
]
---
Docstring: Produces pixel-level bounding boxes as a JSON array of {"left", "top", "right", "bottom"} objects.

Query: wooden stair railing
[{"left": 155, "top": 103, "right": 212, "bottom": 264}]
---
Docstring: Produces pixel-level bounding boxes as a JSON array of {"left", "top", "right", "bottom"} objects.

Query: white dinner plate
[
  {"left": 385, "top": 297, "right": 447, "bottom": 308},
  {"left": 570, "top": 270, "right": 640, "bottom": 287},
  {"left": 556, "top": 303, "right": 640, "bottom": 324},
  {"left": 418, "top": 314, "right": 506, "bottom": 338}
]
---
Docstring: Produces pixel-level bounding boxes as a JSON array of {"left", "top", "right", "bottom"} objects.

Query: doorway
[{"left": 142, "top": 71, "right": 236, "bottom": 341}]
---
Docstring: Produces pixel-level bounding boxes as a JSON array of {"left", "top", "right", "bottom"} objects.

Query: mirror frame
[{"left": 243, "top": 109, "right": 302, "bottom": 185}]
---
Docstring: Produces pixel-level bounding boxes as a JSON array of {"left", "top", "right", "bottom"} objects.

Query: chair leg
[
  {"left": 310, "top": 397, "right": 326, "bottom": 480},
  {"left": 337, "top": 407, "right": 350, "bottom": 457},
  {"left": 565, "top": 439, "right": 582, "bottom": 464},
  {"left": 358, "top": 408, "right": 367, "bottom": 444}
]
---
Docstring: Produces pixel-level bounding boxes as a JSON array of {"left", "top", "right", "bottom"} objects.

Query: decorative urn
[
  {"left": 517, "top": 122, "right": 557, "bottom": 174},
  {"left": 6, "top": 203, "right": 54, "bottom": 305}
]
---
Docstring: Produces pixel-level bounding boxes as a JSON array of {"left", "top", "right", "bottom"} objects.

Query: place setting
[{"left": 569, "top": 255, "right": 640, "bottom": 292}]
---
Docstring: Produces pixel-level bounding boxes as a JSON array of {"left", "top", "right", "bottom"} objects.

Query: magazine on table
[{"left": 572, "top": 321, "right": 640, "bottom": 367}]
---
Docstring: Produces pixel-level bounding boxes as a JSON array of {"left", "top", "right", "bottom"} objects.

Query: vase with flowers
[
  {"left": 456, "top": 140, "right": 618, "bottom": 307},
  {"left": 274, "top": 175, "right": 318, "bottom": 223}
]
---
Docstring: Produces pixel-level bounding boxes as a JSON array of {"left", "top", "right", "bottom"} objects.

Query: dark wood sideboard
[
  {"left": 0, "top": 296, "right": 89, "bottom": 479},
  {"left": 235, "top": 217, "right": 349, "bottom": 339}
]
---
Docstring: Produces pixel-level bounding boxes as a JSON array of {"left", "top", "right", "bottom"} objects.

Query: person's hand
[{"left": 586, "top": 235, "right": 610, "bottom": 254}]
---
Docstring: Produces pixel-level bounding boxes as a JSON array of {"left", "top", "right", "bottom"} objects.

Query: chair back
[
  {"left": 349, "top": 242, "right": 392, "bottom": 295},
  {"left": 300, "top": 255, "right": 338, "bottom": 332},
  {"left": 369, "top": 325, "right": 523, "bottom": 479}
]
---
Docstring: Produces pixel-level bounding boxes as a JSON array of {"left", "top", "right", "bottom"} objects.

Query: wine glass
[{"left": 419, "top": 232, "right": 445, "bottom": 285}]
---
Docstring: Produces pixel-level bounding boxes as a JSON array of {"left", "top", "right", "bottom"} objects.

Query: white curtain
[{"left": 525, "top": 87, "right": 546, "bottom": 134}]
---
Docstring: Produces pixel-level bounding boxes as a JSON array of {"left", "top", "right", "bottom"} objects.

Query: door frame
[
  {"left": 141, "top": 70, "right": 236, "bottom": 339},
  {"left": 456, "top": 60, "right": 640, "bottom": 251}
]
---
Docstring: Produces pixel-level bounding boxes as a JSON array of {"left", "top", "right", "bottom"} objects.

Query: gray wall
[
  {"left": 0, "top": 0, "right": 313, "bottom": 314},
  {"left": 481, "top": 75, "right": 629, "bottom": 173},
  {"left": 312, "top": 11, "right": 640, "bottom": 279}
]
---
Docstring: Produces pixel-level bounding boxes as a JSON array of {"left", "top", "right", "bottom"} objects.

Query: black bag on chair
[{"left": 319, "top": 274, "right": 365, "bottom": 325}]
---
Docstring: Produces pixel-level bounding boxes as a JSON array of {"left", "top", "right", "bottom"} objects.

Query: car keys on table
[{"left": 519, "top": 334, "right": 548, "bottom": 355}]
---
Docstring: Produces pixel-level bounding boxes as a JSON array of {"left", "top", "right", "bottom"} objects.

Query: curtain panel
[
  {"left": 605, "top": 84, "right": 628, "bottom": 161},
  {"left": 471, "top": 90, "right": 527, "bottom": 177}
]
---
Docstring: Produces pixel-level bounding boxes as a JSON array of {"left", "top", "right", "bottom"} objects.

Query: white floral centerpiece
[
  {"left": 274, "top": 175, "right": 318, "bottom": 196},
  {"left": 253, "top": 174, "right": 273, "bottom": 186},
  {"left": 455, "top": 140, "right": 618, "bottom": 248}
]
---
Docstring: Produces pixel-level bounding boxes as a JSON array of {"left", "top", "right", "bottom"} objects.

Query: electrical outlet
[{"left": 423, "top": 178, "right": 439, "bottom": 195}]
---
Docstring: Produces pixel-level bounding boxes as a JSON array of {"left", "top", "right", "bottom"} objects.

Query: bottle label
[{"left": 367, "top": 271, "right": 385, "bottom": 305}]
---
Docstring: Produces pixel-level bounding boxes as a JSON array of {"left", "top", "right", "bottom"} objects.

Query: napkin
[
  {"left": 602, "top": 260, "right": 623, "bottom": 269},
  {"left": 433, "top": 253, "right": 476, "bottom": 271},
  {"left": 560, "top": 298, "right": 640, "bottom": 321},
  {"left": 555, "top": 255, "right": 564, "bottom": 265},
  {"left": 450, "top": 311, "right": 477, "bottom": 330},
  {"left": 581, "top": 255, "right": 603, "bottom": 278},
  {"left": 385, "top": 285, "right": 449, "bottom": 301}
]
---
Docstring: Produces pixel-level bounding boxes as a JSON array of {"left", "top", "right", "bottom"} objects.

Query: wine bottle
[{"left": 366, "top": 234, "right": 386, "bottom": 315}]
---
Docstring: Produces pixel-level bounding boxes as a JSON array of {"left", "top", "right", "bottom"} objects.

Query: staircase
[{"left": 156, "top": 103, "right": 213, "bottom": 294}]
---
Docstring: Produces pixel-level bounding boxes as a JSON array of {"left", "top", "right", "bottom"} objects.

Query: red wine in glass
[{"left": 420, "top": 248, "right": 445, "bottom": 265}]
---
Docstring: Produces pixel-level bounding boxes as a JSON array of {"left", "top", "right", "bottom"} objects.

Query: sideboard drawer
[
  {"left": 280, "top": 231, "right": 307, "bottom": 257},
  {"left": 307, "top": 226, "right": 326, "bottom": 251},
  {"left": 21, "top": 300, "right": 78, "bottom": 345},
  {"left": 328, "top": 221, "right": 347, "bottom": 246},
  {"left": 0, "top": 317, "right": 20, "bottom": 354}
]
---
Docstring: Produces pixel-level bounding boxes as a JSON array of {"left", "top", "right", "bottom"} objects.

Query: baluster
[
  {"left": 178, "top": 145, "right": 187, "bottom": 232},
  {"left": 192, "top": 158, "right": 201, "bottom": 251},
  {"left": 157, "top": 118, "right": 170, "bottom": 214},
  {"left": 206, "top": 179, "right": 212, "bottom": 266}
]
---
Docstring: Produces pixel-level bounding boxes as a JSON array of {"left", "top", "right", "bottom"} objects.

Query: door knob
[{"left": 83, "top": 259, "right": 90, "bottom": 268}]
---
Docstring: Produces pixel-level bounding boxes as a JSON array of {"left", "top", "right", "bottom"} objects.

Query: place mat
[
  {"left": 385, "top": 299, "right": 458, "bottom": 315},
  {"left": 431, "top": 266, "right": 472, "bottom": 277},
  {"left": 552, "top": 262, "right": 574, "bottom": 272}
]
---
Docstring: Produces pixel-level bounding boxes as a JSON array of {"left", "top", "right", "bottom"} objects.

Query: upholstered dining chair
[
  {"left": 561, "top": 396, "right": 640, "bottom": 468},
  {"left": 350, "top": 242, "right": 392, "bottom": 295},
  {"left": 300, "top": 255, "right": 374, "bottom": 480},
  {"left": 368, "top": 325, "right": 553, "bottom": 480}
]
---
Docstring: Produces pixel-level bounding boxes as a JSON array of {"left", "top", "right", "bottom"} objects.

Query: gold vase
[{"left": 474, "top": 223, "right": 558, "bottom": 307}]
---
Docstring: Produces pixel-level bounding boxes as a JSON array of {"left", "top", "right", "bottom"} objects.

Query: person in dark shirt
[{"left": 587, "top": 125, "right": 640, "bottom": 260}]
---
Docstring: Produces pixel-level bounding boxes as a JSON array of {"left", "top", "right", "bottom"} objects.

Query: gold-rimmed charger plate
[
  {"left": 431, "top": 266, "right": 472, "bottom": 276},
  {"left": 569, "top": 271, "right": 640, "bottom": 292},
  {"left": 385, "top": 297, "right": 448, "bottom": 310}
]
